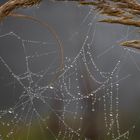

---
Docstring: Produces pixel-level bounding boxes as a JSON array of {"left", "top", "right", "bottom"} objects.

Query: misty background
[{"left": 0, "top": 0, "right": 140, "bottom": 139}]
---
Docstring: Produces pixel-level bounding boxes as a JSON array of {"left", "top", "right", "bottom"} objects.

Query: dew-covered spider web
[{"left": 0, "top": 1, "right": 140, "bottom": 140}]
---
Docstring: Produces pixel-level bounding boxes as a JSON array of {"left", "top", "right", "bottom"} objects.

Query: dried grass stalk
[
  {"left": 79, "top": 0, "right": 140, "bottom": 50},
  {"left": 80, "top": 0, "right": 140, "bottom": 27},
  {"left": 120, "top": 40, "right": 140, "bottom": 49},
  {"left": 2, "top": 0, "right": 140, "bottom": 53},
  {"left": 99, "top": 18, "right": 140, "bottom": 27},
  {"left": 0, "top": 0, "right": 42, "bottom": 21}
]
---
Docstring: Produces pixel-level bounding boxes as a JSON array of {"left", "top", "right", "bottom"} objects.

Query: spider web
[{"left": 0, "top": 1, "right": 140, "bottom": 140}]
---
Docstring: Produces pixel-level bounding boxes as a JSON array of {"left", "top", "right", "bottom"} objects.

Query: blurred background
[{"left": 0, "top": 0, "right": 140, "bottom": 140}]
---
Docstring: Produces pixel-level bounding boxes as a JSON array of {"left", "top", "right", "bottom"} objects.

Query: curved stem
[{"left": 9, "top": 13, "right": 64, "bottom": 85}]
